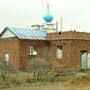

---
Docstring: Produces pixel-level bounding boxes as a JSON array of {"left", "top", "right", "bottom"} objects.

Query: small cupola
[{"left": 43, "top": 4, "right": 53, "bottom": 23}]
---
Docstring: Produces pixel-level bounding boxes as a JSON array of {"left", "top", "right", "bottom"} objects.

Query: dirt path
[{"left": 1, "top": 83, "right": 90, "bottom": 90}]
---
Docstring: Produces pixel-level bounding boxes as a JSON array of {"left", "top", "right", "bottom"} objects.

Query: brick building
[{"left": 0, "top": 27, "right": 90, "bottom": 70}]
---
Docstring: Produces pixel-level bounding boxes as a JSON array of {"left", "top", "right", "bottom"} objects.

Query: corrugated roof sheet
[{"left": 5, "top": 27, "right": 48, "bottom": 40}]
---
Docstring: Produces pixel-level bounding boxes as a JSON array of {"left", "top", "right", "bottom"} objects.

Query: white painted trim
[{"left": 1, "top": 30, "right": 15, "bottom": 38}]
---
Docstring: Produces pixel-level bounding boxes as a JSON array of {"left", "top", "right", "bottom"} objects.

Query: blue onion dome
[{"left": 43, "top": 14, "right": 53, "bottom": 22}]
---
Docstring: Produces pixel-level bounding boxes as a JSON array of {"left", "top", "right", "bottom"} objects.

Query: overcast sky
[{"left": 0, "top": 0, "right": 90, "bottom": 32}]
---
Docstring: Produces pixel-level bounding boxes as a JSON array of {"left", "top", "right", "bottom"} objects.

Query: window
[
  {"left": 56, "top": 46, "right": 62, "bottom": 59},
  {"left": 5, "top": 53, "right": 9, "bottom": 66},
  {"left": 29, "top": 46, "right": 35, "bottom": 55}
]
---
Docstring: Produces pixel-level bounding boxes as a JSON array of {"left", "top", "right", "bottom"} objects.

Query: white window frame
[
  {"left": 56, "top": 46, "right": 62, "bottom": 59},
  {"left": 29, "top": 46, "right": 35, "bottom": 55}
]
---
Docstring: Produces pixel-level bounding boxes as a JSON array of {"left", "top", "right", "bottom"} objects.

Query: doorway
[{"left": 81, "top": 50, "right": 90, "bottom": 69}]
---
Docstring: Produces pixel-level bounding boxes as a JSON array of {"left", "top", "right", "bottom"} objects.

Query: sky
[{"left": 0, "top": 0, "right": 90, "bottom": 32}]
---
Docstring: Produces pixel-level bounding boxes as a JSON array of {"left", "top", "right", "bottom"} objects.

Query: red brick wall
[
  {"left": 19, "top": 40, "right": 48, "bottom": 69},
  {"left": 0, "top": 39, "right": 49, "bottom": 69},
  {"left": 49, "top": 40, "right": 72, "bottom": 69},
  {"left": 1, "top": 31, "right": 90, "bottom": 70},
  {"left": 49, "top": 39, "right": 90, "bottom": 69},
  {"left": 47, "top": 31, "right": 90, "bottom": 40},
  {"left": 70, "top": 39, "right": 90, "bottom": 68},
  {"left": 0, "top": 38, "right": 20, "bottom": 69}
]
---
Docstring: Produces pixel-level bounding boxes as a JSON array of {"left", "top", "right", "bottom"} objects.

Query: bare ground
[{"left": 0, "top": 82, "right": 90, "bottom": 90}]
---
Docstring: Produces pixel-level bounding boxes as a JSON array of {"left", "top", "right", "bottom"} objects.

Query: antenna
[
  {"left": 56, "top": 21, "right": 58, "bottom": 32},
  {"left": 56, "top": 17, "right": 63, "bottom": 33},
  {"left": 61, "top": 17, "right": 63, "bottom": 32},
  {"left": 47, "top": 4, "right": 50, "bottom": 14}
]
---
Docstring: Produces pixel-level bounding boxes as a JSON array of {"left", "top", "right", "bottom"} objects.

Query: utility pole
[{"left": 61, "top": 17, "right": 63, "bottom": 32}]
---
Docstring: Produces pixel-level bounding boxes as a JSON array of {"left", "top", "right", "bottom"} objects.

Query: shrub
[{"left": 26, "top": 76, "right": 35, "bottom": 83}]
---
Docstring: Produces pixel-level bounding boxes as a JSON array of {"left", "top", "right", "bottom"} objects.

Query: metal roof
[{"left": 4, "top": 27, "right": 48, "bottom": 40}]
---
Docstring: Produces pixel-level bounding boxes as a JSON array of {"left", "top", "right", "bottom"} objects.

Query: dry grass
[
  {"left": 0, "top": 70, "right": 90, "bottom": 90},
  {"left": 0, "top": 82, "right": 90, "bottom": 90},
  {"left": 64, "top": 75, "right": 90, "bottom": 87}
]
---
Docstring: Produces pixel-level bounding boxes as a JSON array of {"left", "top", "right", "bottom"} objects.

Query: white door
[
  {"left": 81, "top": 52, "right": 87, "bottom": 69},
  {"left": 87, "top": 53, "right": 90, "bottom": 69}
]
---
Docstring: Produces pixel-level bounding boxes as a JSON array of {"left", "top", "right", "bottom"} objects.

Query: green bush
[{"left": 14, "top": 77, "right": 25, "bottom": 85}]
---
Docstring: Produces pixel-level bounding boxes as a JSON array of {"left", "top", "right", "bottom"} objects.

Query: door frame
[{"left": 80, "top": 50, "right": 88, "bottom": 69}]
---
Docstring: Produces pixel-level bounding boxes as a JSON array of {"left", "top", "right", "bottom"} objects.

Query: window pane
[{"left": 56, "top": 46, "right": 62, "bottom": 59}]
